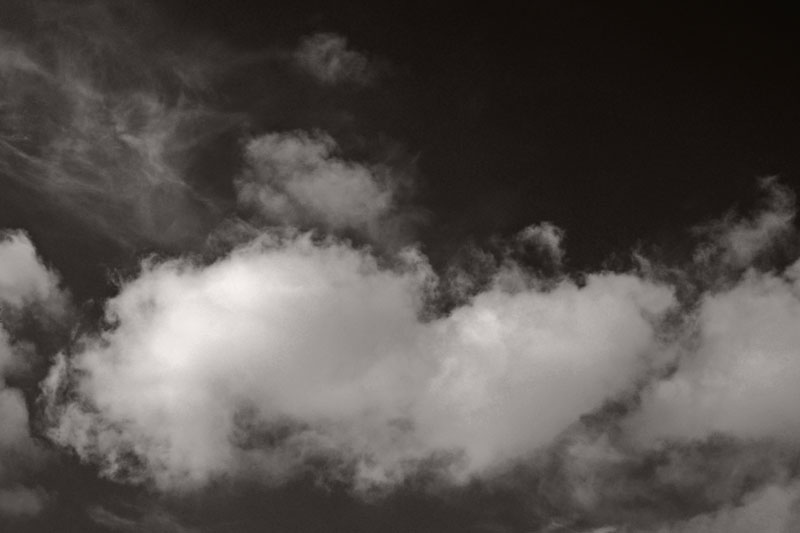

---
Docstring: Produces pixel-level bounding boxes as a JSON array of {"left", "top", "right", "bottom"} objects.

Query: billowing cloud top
[{"left": 45, "top": 234, "right": 674, "bottom": 491}]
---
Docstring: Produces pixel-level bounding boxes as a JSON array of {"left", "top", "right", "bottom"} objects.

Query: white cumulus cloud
[
  {"left": 626, "top": 261, "right": 800, "bottom": 444},
  {"left": 45, "top": 233, "right": 674, "bottom": 490},
  {"left": 236, "top": 131, "right": 402, "bottom": 240}
]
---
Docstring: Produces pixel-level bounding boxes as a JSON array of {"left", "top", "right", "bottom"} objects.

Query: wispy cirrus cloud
[{"left": 0, "top": 1, "right": 237, "bottom": 249}]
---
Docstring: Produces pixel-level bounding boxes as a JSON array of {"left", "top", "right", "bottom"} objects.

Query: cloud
[
  {"left": 526, "top": 181, "right": 799, "bottom": 529},
  {"left": 0, "top": 1, "right": 236, "bottom": 249},
  {"left": 0, "top": 485, "right": 47, "bottom": 518},
  {"left": 0, "top": 231, "right": 67, "bottom": 518},
  {"left": 294, "top": 33, "right": 375, "bottom": 86},
  {"left": 0, "top": 231, "right": 67, "bottom": 314},
  {"left": 693, "top": 177, "right": 796, "bottom": 270},
  {"left": 236, "top": 130, "right": 409, "bottom": 242},
  {"left": 626, "top": 260, "right": 800, "bottom": 445},
  {"left": 0, "top": 387, "right": 31, "bottom": 451},
  {"left": 622, "top": 184, "right": 800, "bottom": 447},
  {"left": 650, "top": 482, "right": 800, "bottom": 533},
  {"left": 87, "top": 504, "right": 198, "bottom": 533},
  {"left": 515, "top": 222, "right": 566, "bottom": 265},
  {"left": 481, "top": 183, "right": 800, "bottom": 531},
  {"left": 2, "top": 4, "right": 799, "bottom": 529},
  {"left": 44, "top": 233, "right": 674, "bottom": 491},
  {"left": 418, "top": 271, "right": 673, "bottom": 474}
]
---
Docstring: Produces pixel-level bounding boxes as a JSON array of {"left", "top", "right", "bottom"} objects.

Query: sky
[{"left": 0, "top": 1, "right": 799, "bottom": 531}]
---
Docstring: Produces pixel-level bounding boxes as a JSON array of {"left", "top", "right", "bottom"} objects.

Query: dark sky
[
  {"left": 154, "top": 0, "right": 800, "bottom": 264},
  {"left": 3, "top": 1, "right": 798, "bottom": 291},
  {"left": 1, "top": 2, "right": 800, "bottom": 532}
]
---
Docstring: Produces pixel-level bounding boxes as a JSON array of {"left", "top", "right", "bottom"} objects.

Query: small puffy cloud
[
  {"left": 515, "top": 222, "right": 565, "bottom": 265},
  {"left": 294, "top": 33, "right": 374, "bottom": 85},
  {"left": 236, "top": 131, "right": 399, "bottom": 238},
  {"left": 0, "top": 231, "right": 66, "bottom": 314},
  {"left": 45, "top": 233, "right": 674, "bottom": 490}
]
